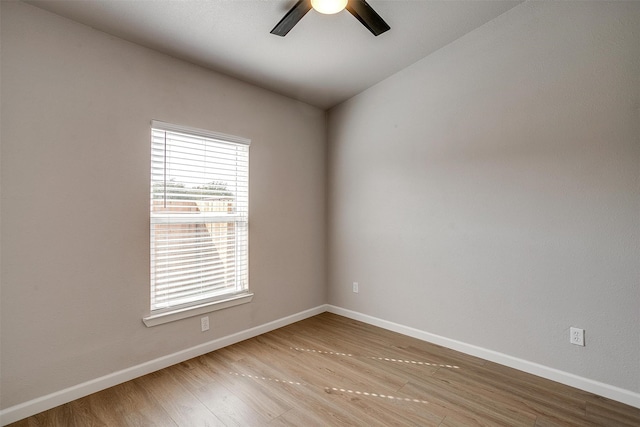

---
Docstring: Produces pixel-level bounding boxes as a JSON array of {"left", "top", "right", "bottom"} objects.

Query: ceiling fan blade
[
  {"left": 346, "top": 0, "right": 390, "bottom": 36},
  {"left": 271, "top": 0, "right": 313, "bottom": 37}
]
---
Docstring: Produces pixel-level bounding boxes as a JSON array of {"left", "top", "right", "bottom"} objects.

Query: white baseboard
[
  {"left": 0, "top": 304, "right": 328, "bottom": 426},
  {"left": 326, "top": 305, "right": 640, "bottom": 409},
  {"left": 3, "top": 303, "right": 638, "bottom": 425}
]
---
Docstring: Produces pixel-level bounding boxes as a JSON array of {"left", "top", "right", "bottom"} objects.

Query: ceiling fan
[{"left": 271, "top": 0, "right": 390, "bottom": 37}]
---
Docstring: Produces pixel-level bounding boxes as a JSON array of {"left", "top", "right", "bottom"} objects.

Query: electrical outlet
[
  {"left": 570, "top": 327, "right": 584, "bottom": 346},
  {"left": 201, "top": 316, "right": 210, "bottom": 332},
  {"left": 353, "top": 282, "right": 359, "bottom": 293}
]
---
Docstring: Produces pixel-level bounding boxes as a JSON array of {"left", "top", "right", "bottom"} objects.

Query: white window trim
[
  {"left": 142, "top": 292, "right": 253, "bottom": 327},
  {"left": 144, "top": 120, "right": 252, "bottom": 327},
  {"left": 151, "top": 120, "right": 251, "bottom": 147}
]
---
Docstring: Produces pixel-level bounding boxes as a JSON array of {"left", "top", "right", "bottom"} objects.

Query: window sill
[{"left": 142, "top": 292, "right": 254, "bottom": 327}]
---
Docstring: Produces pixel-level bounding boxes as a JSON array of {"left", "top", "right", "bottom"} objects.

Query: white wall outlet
[
  {"left": 570, "top": 327, "right": 584, "bottom": 346},
  {"left": 353, "top": 282, "right": 359, "bottom": 293},
  {"left": 201, "top": 316, "right": 210, "bottom": 332}
]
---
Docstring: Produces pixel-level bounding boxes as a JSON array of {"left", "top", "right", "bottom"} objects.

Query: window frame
[{"left": 143, "top": 120, "right": 252, "bottom": 327}]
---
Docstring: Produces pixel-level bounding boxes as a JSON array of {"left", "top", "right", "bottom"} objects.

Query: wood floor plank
[
  {"left": 325, "top": 384, "right": 448, "bottom": 426},
  {"left": 7, "top": 312, "right": 639, "bottom": 426},
  {"left": 82, "top": 380, "right": 177, "bottom": 427},
  {"left": 192, "top": 382, "right": 270, "bottom": 427},
  {"left": 133, "top": 369, "right": 224, "bottom": 426},
  {"left": 210, "top": 340, "right": 390, "bottom": 426},
  {"left": 243, "top": 350, "right": 426, "bottom": 426},
  {"left": 485, "top": 360, "right": 595, "bottom": 402},
  {"left": 400, "top": 378, "right": 537, "bottom": 426},
  {"left": 199, "top": 351, "right": 293, "bottom": 421},
  {"left": 171, "top": 356, "right": 276, "bottom": 426},
  {"left": 533, "top": 415, "right": 599, "bottom": 427},
  {"left": 585, "top": 396, "right": 640, "bottom": 427},
  {"left": 29, "top": 404, "right": 69, "bottom": 427},
  {"left": 268, "top": 407, "right": 334, "bottom": 426},
  {"left": 431, "top": 363, "right": 591, "bottom": 425}
]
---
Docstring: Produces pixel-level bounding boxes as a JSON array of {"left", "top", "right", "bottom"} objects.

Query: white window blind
[{"left": 150, "top": 121, "right": 250, "bottom": 313}]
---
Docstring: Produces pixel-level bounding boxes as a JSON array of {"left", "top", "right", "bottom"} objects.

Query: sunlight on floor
[
  {"left": 224, "top": 345, "right": 459, "bottom": 407},
  {"left": 229, "top": 372, "right": 303, "bottom": 386},
  {"left": 324, "top": 387, "right": 430, "bottom": 404},
  {"left": 228, "top": 370, "right": 431, "bottom": 405},
  {"left": 290, "top": 347, "right": 460, "bottom": 369}
]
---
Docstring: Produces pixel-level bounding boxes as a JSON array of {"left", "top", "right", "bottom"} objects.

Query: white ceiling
[{"left": 27, "top": 0, "right": 522, "bottom": 109}]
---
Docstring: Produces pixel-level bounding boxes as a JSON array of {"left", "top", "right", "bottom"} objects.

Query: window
[{"left": 144, "top": 121, "right": 251, "bottom": 326}]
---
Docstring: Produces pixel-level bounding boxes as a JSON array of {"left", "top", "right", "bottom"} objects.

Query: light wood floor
[{"left": 8, "top": 313, "right": 640, "bottom": 426}]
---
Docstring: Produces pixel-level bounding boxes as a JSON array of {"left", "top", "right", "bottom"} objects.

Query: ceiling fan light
[{"left": 311, "top": 0, "right": 348, "bottom": 15}]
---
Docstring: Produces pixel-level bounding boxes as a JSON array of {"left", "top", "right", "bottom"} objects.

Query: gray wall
[
  {"left": 327, "top": 2, "right": 640, "bottom": 393},
  {"left": 0, "top": 1, "right": 326, "bottom": 408}
]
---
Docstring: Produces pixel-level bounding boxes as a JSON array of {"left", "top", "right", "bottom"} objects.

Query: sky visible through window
[{"left": 151, "top": 129, "right": 248, "bottom": 209}]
